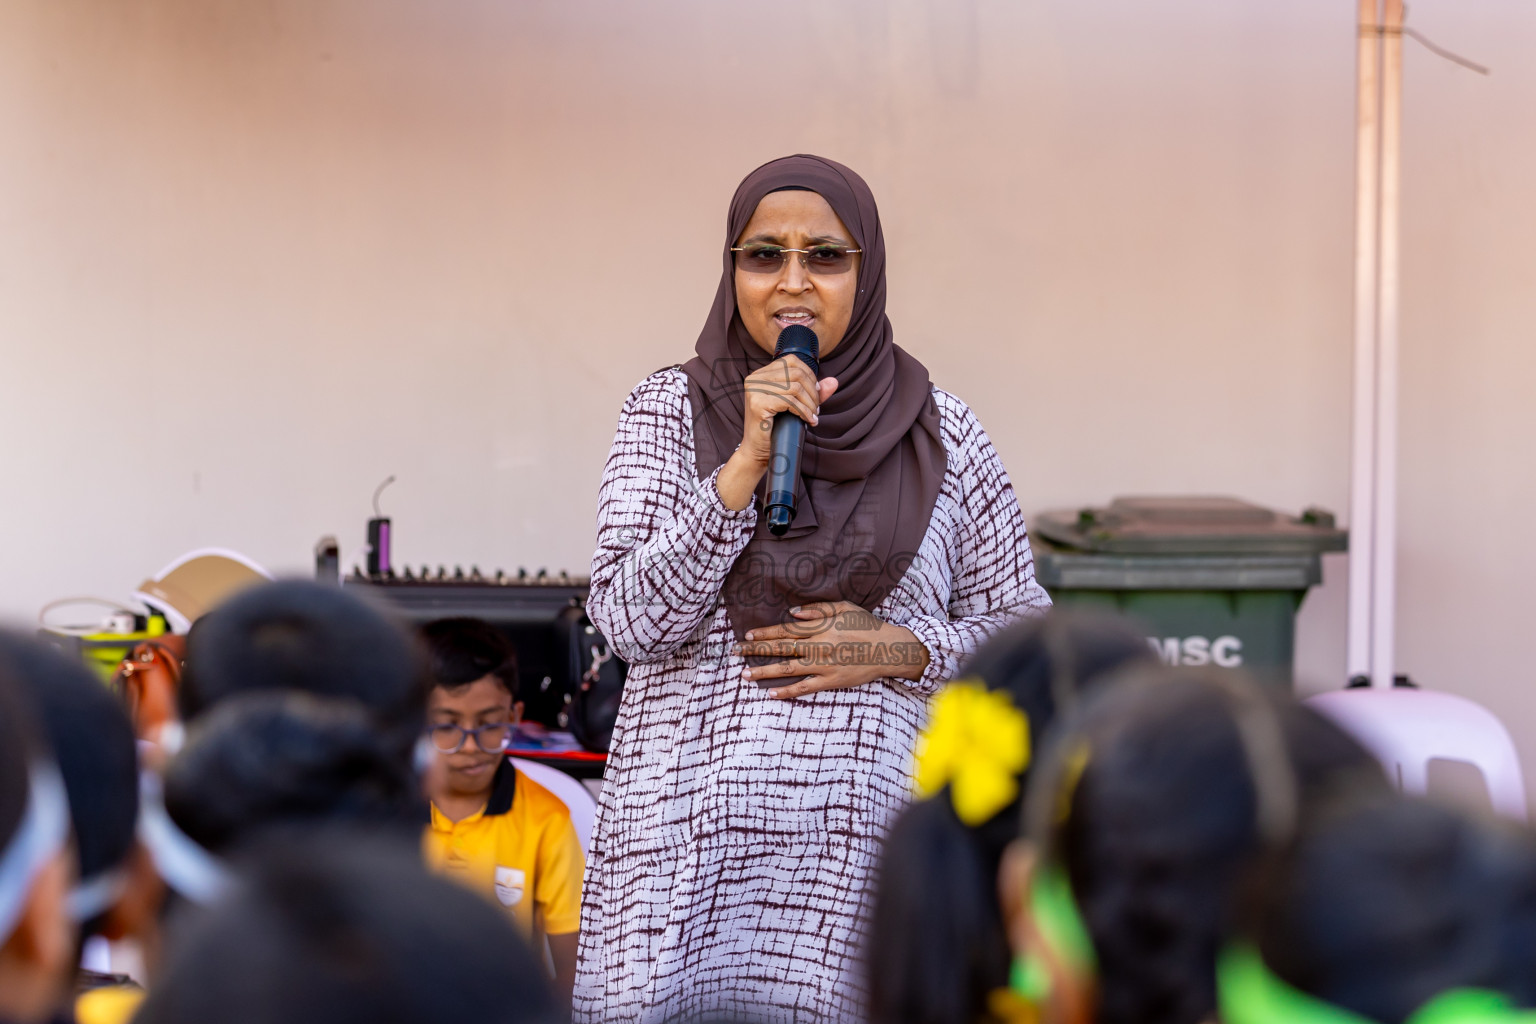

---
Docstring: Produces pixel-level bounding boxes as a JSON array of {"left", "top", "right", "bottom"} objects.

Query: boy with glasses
[{"left": 419, "top": 618, "right": 584, "bottom": 1005}]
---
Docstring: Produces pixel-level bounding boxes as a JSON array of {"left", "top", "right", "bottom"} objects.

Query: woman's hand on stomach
[{"left": 734, "top": 600, "right": 931, "bottom": 699}]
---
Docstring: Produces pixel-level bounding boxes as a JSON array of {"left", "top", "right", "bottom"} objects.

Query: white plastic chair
[
  {"left": 508, "top": 757, "right": 598, "bottom": 853},
  {"left": 1306, "top": 688, "right": 1529, "bottom": 822}
]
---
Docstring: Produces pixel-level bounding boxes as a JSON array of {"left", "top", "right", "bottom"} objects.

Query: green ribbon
[
  {"left": 1219, "top": 944, "right": 1536, "bottom": 1024},
  {"left": 1008, "top": 877, "right": 1536, "bottom": 1024},
  {"left": 1010, "top": 862, "right": 1097, "bottom": 1002}
]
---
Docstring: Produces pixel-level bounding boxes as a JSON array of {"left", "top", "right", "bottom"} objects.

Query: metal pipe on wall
[
  {"left": 1347, "top": 0, "right": 1383, "bottom": 685},
  {"left": 1371, "top": 0, "right": 1404, "bottom": 689},
  {"left": 1347, "top": 0, "right": 1404, "bottom": 690}
]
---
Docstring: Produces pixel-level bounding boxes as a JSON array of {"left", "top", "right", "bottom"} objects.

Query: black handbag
[{"left": 553, "top": 605, "right": 627, "bottom": 753}]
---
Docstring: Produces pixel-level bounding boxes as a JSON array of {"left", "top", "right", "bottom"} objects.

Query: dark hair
[
  {"left": 134, "top": 834, "right": 557, "bottom": 1024},
  {"left": 0, "top": 661, "right": 46, "bottom": 876},
  {"left": 164, "top": 691, "right": 423, "bottom": 856},
  {"left": 1048, "top": 669, "right": 1388, "bottom": 1024},
  {"left": 179, "top": 581, "right": 428, "bottom": 742},
  {"left": 866, "top": 610, "right": 1157, "bottom": 1024},
  {"left": 1248, "top": 794, "right": 1536, "bottom": 1024},
  {"left": 0, "top": 657, "right": 53, "bottom": 954},
  {"left": 0, "top": 632, "right": 138, "bottom": 936},
  {"left": 420, "top": 618, "right": 519, "bottom": 699}
]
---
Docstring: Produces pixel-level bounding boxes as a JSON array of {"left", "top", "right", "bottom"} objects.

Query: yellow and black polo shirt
[{"left": 423, "top": 757, "right": 584, "bottom": 940}]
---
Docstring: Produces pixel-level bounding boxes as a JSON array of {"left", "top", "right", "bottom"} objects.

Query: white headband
[
  {"left": 137, "top": 773, "right": 230, "bottom": 906},
  {"left": 0, "top": 762, "right": 70, "bottom": 943},
  {"left": 67, "top": 866, "right": 128, "bottom": 923}
]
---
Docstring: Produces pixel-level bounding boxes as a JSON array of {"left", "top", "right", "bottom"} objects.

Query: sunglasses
[{"left": 730, "top": 243, "right": 861, "bottom": 276}]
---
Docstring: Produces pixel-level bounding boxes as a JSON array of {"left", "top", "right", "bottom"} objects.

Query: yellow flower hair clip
[{"left": 914, "top": 678, "right": 1031, "bottom": 825}]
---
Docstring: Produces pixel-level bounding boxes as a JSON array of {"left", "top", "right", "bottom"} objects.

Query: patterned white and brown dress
[{"left": 573, "top": 367, "right": 1051, "bottom": 1023}]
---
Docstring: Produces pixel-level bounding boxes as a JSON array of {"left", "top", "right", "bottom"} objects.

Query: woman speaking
[{"left": 575, "top": 155, "right": 1051, "bottom": 1022}]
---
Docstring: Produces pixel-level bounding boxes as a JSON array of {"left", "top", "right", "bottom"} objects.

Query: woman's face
[{"left": 733, "top": 190, "right": 861, "bottom": 358}]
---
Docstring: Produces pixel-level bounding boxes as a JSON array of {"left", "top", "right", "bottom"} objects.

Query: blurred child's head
[
  {"left": 164, "top": 690, "right": 423, "bottom": 856},
  {"left": 134, "top": 833, "right": 556, "bottom": 1024},
  {"left": 179, "top": 580, "right": 428, "bottom": 747},
  {"left": 0, "top": 632, "right": 139, "bottom": 942},
  {"left": 1002, "top": 668, "right": 1388, "bottom": 1024},
  {"left": 0, "top": 660, "right": 76, "bottom": 1024},
  {"left": 420, "top": 619, "right": 521, "bottom": 802},
  {"left": 866, "top": 610, "right": 1157, "bottom": 1024},
  {"left": 422, "top": 617, "right": 520, "bottom": 703},
  {"left": 1225, "top": 794, "right": 1536, "bottom": 1024}
]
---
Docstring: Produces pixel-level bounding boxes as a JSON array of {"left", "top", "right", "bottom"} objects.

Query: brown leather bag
[{"left": 113, "top": 636, "right": 186, "bottom": 743}]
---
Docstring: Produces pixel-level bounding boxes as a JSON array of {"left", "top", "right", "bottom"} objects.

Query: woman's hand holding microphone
[{"left": 715, "top": 355, "right": 837, "bottom": 512}]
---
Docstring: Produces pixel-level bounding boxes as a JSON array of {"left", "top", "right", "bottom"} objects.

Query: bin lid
[{"left": 1032, "top": 496, "right": 1348, "bottom": 556}]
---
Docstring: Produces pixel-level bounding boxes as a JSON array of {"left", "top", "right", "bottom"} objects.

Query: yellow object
[
  {"left": 423, "top": 760, "right": 584, "bottom": 943},
  {"left": 914, "top": 678, "right": 1031, "bottom": 825},
  {"left": 1054, "top": 741, "right": 1092, "bottom": 824},
  {"left": 67, "top": 615, "right": 169, "bottom": 684},
  {"left": 75, "top": 985, "right": 144, "bottom": 1024},
  {"left": 987, "top": 984, "right": 1042, "bottom": 1024}
]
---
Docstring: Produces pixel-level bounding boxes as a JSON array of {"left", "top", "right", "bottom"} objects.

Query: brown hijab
[{"left": 681, "top": 154, "right": 947, "bottom": 641}]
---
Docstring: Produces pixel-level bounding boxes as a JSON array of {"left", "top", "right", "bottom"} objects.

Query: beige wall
[
  {"left": 1393, "top": 3, "right": 1536, "bottom": 796},
  {"left": 1, "top": 1, "right": 1530, "bottom": 794}
]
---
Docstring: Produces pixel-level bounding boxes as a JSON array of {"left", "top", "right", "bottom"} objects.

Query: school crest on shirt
[{"left": 494, "top": 866, "right": 525, "bottom": 907}]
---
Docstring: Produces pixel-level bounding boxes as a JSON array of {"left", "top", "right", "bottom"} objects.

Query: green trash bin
[{"left": 1031, "top": 497, "right": 1347, "bottom": 688}]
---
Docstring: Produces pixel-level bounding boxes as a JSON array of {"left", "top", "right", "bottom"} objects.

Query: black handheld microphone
[{"left": 765, "top": 324, "right": 821, "bottom": 536}]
